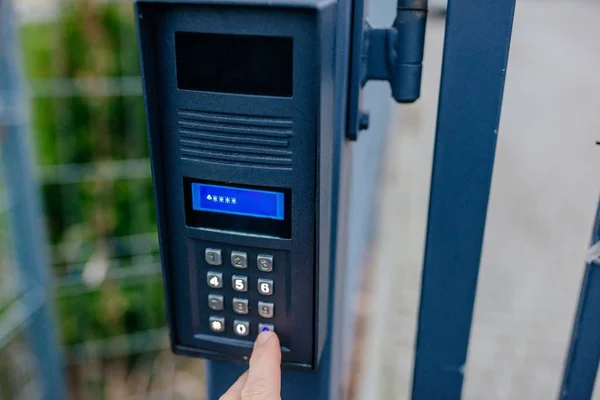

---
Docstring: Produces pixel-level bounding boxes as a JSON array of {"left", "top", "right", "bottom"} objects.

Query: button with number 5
[
  {"left": 257, "top": 279, "right": 274, "bottom": 296},
  {"left": 207, "top": 272, "right": 223, "bottom": 289},
  {"left": 232, "top": 275, "right": 248, "bottom": 292}
]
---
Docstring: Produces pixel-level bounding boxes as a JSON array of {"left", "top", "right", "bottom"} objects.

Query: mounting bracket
[{"left": 347, "top": 0, "right": 428, "bottom": 140}]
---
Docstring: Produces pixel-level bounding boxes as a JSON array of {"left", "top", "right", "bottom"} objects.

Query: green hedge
[{"left": 20, "top": 1, "right": 165, "bottom": 348}]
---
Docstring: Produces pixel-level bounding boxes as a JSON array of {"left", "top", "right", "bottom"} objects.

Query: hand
[{"left": 220, "top": 330, "right": 282, "bottom": 400}]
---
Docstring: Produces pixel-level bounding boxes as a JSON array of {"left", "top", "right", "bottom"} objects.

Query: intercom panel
[{"left": 136, "top": 0, "right": 335, "bottom": 369}]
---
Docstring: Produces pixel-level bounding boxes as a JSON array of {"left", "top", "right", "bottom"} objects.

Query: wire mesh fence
[
  {"left": 1, "top": 2, "right": 47, "bottom": 398},
  {"left": 1, "top": 0, "right": 207, "bottom": 397},
  {"left": 0, "top": 151, "right": 16, "bottom": 320},
  {"left": 0, "top": 144, "right": 42, "bottom": 400}
]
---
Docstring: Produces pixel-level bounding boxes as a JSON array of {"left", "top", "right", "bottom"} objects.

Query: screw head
[{"left": 358, "top": 111, "right": 370, "bottom": 131}]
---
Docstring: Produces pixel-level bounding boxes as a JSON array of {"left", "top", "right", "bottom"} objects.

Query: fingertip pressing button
[{"left": 259, "top": 323, "right": 275, "bottom": 333}]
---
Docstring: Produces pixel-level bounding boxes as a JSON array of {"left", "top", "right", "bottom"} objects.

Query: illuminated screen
[
  {"left": 191, "top": 183, "right": 285, "bottom": 220},
  {"left": 184, "top": 179, "right": 291, "bottom": 238}
]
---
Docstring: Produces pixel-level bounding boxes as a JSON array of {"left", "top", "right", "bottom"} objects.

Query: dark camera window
[{"left": 175, "top": 32, "right": 293, "bottom": 97}]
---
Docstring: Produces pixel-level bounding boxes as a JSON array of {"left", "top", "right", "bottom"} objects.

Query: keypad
[{"left": 201, "top": 246, "right": 279, "bottom": 338}]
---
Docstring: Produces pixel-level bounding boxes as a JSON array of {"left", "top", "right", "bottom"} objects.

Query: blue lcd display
[{"left": 191, "top": 183, "right": 285, "bottom": 220}]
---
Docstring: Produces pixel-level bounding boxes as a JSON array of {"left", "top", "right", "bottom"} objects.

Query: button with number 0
[
  {"left": 234, "top": 320, "right": 250, "bottom": 337},
  {"left": 207, "top": 272, "right": 223, "bottom": 289},
  {"left": 257, "top": 279, "right": 274, "bottom": 296}
]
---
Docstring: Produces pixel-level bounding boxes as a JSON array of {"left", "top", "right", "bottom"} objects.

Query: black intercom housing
[{"left": 135, "top": 0, "right": 336, "bottom": 370}]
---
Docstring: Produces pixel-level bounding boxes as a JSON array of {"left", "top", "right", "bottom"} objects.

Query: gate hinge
[
  {"left": 348, "top": 0, "right": 427, "bottom": 140},
  {"left": 364, "top": 1, "right": 427, "bottom": 102}
]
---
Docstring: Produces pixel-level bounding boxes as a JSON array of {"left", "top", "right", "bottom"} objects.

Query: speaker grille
[{"left": 178, "top": 110, "right": 293, "bottom": 169}]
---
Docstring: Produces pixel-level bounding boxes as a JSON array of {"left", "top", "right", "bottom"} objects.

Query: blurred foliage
[
  {"left": 18, "top": 0, "right": 165, "bottom": 356},
  {"left": 0, "top": 333, "right": 41, "bottom": 400},
  {"left": 58, "top": 280, "right": 166, "bottom": 347}
]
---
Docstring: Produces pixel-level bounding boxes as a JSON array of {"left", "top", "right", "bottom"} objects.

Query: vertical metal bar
[
  {"left": 411, "top": 0, "right": 516, "bottom": 398},
  {"left": 559, "top": 201, "right": 600, "bottom": 400},
  {"left": 0, "top": 2, "right": 67, "bottom": 399}
]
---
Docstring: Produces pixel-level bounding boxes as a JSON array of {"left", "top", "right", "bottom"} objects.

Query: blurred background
[
  {"left": 1, "top": 1, "right": 204, "bottom": 398},
  {"left": 0, "top": 0, "right": 599, "bottom": 399}
]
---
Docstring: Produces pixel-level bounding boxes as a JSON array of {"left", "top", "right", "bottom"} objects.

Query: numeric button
[
  {"left": 258, "top": 279, "right": 274, "bottom": 296},
  {"left": 258, "top": 301, "right": 274, "bottom": 319},
  {"left": 233, "top": 298, "right": 249, "bottom": 315},
  {"left": 232, "top": 275, "right": 248, "bottom": 292},
  {"left": 205, "top": 249, "right": 222, "bottom": 266},
  {"left": 257, "top": 255, "right": 274, "bottom": 272},
  {"left": 231, "top": 251, "right": 248, "bottom": 269},
  {"left": 234, "top": 320, "right": 250, "bottom": 337},
  {"left": 207, "top": 272, "right": 223, "bottom": 289},
  {"left": 208, "top": 294, "right": 224, "bottom": 311}
]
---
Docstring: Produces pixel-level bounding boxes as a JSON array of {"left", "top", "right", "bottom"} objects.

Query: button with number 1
[{"left": 205, "top": 249, "right": 222, "bottom": 266}]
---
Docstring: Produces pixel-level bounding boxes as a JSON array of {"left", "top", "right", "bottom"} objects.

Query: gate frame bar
[{"left": 411, "top": 1, "right": 516, "bottom": 398}]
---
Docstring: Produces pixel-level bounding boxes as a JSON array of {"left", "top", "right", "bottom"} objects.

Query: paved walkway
[{"left": 357, "top": 1, "right": 600, "bottom": 399}]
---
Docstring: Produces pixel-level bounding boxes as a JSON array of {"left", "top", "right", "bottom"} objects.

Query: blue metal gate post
[
  {"left": 0, "top": 1, "right": 67, "bottom": 398},
  {"left": 559, "top": 200, "right": 600, "bottom": 400},
  {"left": 411, "top": 1, "right": 516, "bottom": 398}
]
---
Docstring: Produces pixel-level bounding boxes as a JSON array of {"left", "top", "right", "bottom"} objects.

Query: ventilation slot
[{"left": 178, "top": 110, "right": 293, "bottom": 169}]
